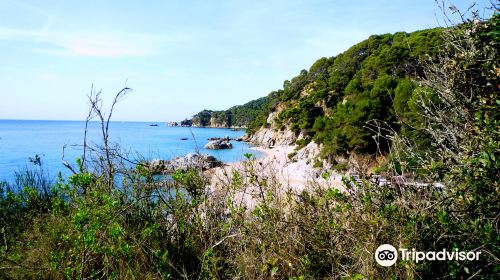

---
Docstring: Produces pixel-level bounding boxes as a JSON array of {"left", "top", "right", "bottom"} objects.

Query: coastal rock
[
  {"left": 294, "top": 141, "right": 321, "bottom": 161},
  {"left": 207, "top": 136, "right": 230, "bottom": 141},
  {"left": 209, "top": 116, "right": 230, "bottom": 128},
  {"left": 204, "top": 139, "right": 233, "bottom": 149},
  {"left": 266, "top": 111, "right": 278, "bottom": 125},
  {"left": 149, "top": 153, "right": 223, "bottom": 174},
  {"left": 245, "top": 128, "right": 297, "bottom": 147}
]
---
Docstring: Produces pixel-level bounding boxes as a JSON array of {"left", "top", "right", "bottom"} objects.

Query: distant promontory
[{"left": 180, "top": 97, "right": 267, "bottom": 128}]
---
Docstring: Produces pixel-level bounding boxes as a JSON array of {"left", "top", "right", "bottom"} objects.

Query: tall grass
[{"left": 0, "top": 5, "right": 498, "bottom": 279}]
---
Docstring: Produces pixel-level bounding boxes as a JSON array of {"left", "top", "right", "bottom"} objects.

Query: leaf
[{"left": 270, "top": 266, "right": 279, "bottom": 277}]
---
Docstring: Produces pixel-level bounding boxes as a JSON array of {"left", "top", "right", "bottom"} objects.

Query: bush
[{"left": 0, "top": 5, "right": 497, "bottom": 279}]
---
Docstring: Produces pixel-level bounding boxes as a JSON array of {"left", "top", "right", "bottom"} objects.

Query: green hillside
[
  {"left": 192, "top": 28, "right": 445, "bottom": 160},
  {"left": 190, "top": 96, "right": 268, "bottom": 127},
  {"left": 1, "top": 11, "right": 498, "bottom": 279},
  {"left": 249, "top": 28, "right": 444, "bottom": 159}
]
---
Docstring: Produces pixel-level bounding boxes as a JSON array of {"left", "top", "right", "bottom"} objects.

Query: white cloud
[{"left": 0, "top": 26, "right": 183, "bottom": 57}]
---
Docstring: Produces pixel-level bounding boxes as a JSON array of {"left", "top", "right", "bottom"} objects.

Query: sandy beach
[{"left": 207, "top": 144, "right": 345, "bottom": 207}]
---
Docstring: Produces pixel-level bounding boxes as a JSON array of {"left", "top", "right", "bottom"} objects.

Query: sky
[{"left": 0, "top": 0, "right": 492, "bottom": 122}]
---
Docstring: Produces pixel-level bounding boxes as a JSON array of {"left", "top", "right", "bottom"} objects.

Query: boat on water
[{"left": 149, "top": 124, "right": 159, "bottom": 127}]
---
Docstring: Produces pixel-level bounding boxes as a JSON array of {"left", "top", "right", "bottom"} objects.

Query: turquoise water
[{"left": 0, "top": 120, "right": 258, "bottom": 183}]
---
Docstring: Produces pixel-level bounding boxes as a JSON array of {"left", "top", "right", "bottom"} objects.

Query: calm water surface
[{"left": 0, "top": 120, "right": 259, "bottom": 183}]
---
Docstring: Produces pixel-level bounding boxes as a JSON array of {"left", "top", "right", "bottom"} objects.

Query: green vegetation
[
  {"left": 179, "top": 118, "right": 192, "bottom": 126},
  {"left": 189, "top": 97, "right": 268, "bottom": 128},
  {"left": 1, "top": 8, "right": 498, "bottom": 280},
  {"left": 258, "top": 28, "right": 444, "bottom": 159},
  {"left": 192, "top": 27, "right": 448, "bottom": 158}
]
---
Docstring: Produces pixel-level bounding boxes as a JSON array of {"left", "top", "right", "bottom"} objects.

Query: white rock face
[
  {"left": 266, "top": 111, "right": 277, "bottom": 124},
  {"left": 149, "top": 153, "right": 223, "bottom": 174},
  {"left": 247, "top": 128, "right": 297, "bottom": 147},
  {"left": 204, "top": 140, "right": 233, "bottom": 149},
  {"left": 294, "top": 141, "right": 321, "bottom": 161}
]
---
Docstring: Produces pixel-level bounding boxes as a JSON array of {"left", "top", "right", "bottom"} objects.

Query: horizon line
[{"left": 0, "top": 118, "right": 173, "bottom": 123}]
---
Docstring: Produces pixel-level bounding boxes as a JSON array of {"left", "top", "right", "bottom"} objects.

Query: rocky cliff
[
  {"left": 188, "top": 97, "right": 267, "bottom": 128},
  {"left": 245, "top": 128, "right": 296, "bottom": 147},
  {"left": 190, "top": 28, "right": 444, "bottom": 166}
]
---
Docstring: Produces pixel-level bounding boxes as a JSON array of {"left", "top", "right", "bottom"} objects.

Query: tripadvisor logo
[
  {"left": 375, "top": 244, "right": 481, "bottom": 267},
  {"left": 375, "top": 244, "right": 398, "bottom": 266}
]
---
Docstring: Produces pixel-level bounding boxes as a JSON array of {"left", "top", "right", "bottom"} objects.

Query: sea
[{"left": 0, "top": 120, "right": 259, "bottom": 184}]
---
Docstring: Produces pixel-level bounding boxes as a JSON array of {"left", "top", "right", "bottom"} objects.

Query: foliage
[
  {"left": 189, "top": 97, "right": 268, "bottom": 128},
  {"left": 180, "top": 118, "right": 192, "bottom": 126},
  {"left": 192, "top": 27, "right": 444, "bottom": 158},
  {"left": 189, "top": 27, "right": 444, "bottom": 154},
  {"left": 388, "top": 10, "right": 500, "bottom": 277},
  {"left": 0, "top": 5, "right": 498, "bottom": 280}
]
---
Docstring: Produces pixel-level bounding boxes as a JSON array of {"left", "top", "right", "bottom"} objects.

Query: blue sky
[{"left": 0, "top": 0, "right": 490, "bottom": 121}]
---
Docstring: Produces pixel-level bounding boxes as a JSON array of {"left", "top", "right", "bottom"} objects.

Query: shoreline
[{"left": 208, "top": 143, "right": 345, "bottom": 206}]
